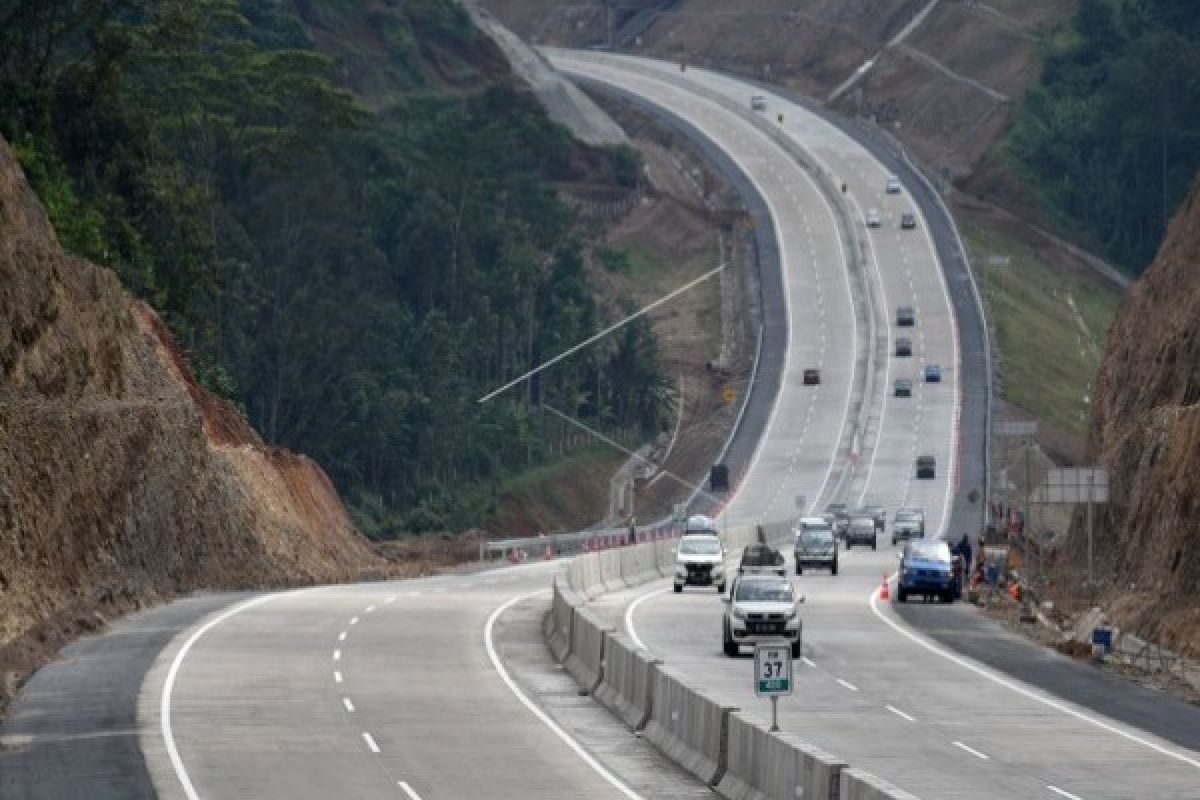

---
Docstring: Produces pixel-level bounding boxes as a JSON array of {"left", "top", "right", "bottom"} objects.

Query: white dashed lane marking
[
  {"left": 342, "top": 697, "right": 355, "bottom": 713},
  {"left": 334, "top": 671, "right": 343, "bottom": 684},
  {"left": 338, "top": 631, "right": 347, "bottom": 642},
  {"left": 837, "top": 679, "right": 859, "bottom": 692},
  {"left": 362, "top": 732, "right": 381, "bottom": 754},
  {"left": 333, "top": 650, "right": 341, "bottom": 662},
  {"left": 886, "top": 705, "right": 915, "bottom": 722},
  {"left": 953, "top": 741, "right": 989, "bottom": 760}
]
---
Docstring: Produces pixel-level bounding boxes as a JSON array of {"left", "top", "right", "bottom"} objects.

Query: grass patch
[{"left": 963, "top": 220, "right": 1123, "bottom": 437}]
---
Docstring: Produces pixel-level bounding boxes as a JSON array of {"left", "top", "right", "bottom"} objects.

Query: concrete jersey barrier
[
  {"left": 718, "top": 711, "right": 846, "bottom": 800},
  {"left": 643, "top": 664, "right": 737, "bottom": 786},
  {"left": 593, "top": 631, "right": 661, "bottom": 731},
  {"left": 547, "top": 573, "right": 582, "bottom": 663},
  {"left": 564, "top": 605, "right": 613, "bottom": 694},
  {"left": 840, "top": 767, "right": 922, "bottom": 800},
  {"left": 619, "top": 542, "right": 659, "bottom": 586}
]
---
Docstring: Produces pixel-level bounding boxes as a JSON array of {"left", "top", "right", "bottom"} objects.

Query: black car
[
  {"left": 916, "top": 455, "right": 936, "bottom": 479},
  {"left": 896, "top": 337, "right": 912, "bottom": 357},
  {"left": 924, "top": 364, "right": 942, "bottom": 383},
  {"left": 738, "top": 543, "right": 786, "bottom": 576},
  {"left": 894, "top": 378, "right": 913, "bottom": 397},
  {"left": 896, "top": 305, "right": 915, "bottom": 327},
  {"left": 803, "top": 368, "right": 821, "bottom": 385},
  {"left": 900, "top": 212, "right": 917, "bottom": 229}
]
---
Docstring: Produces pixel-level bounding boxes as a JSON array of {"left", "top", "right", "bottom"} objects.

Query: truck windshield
[
  {"left": 679, "top": 537, "right": 721, "bottom": 555},
  {"left": 800, "top": 529, "right": 832, "bottom": 546}
]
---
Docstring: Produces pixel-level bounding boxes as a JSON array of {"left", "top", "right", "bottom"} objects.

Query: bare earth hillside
[
  {"left": 1077, "top": 178, "right": 1200, "bottom": 655},
  {"left": 0, "top": 138, "right": 388, "bottom": 712}
]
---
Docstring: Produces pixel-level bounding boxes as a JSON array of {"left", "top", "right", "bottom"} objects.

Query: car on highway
[
  {"left": 738, "top": 543, "right": 786, "bottom": 577},
  {"left": 722, "top": 573, "right": 803, "bottom": 657},
  {"left": 894, "top": 378, "right": 913, "bottom": 397},
  {"left": 915, "top": 455, "right": 936, "bottom": 480},
  {"left": 896, "top": 305, "right": 915, "bottom": 326},
  {"left": 673, "top": 531, "right": 727, "bottom": 593},
  {"left": 900, "top": 211, "right": 917, "bottom": 229},
  {"left": 866, "top": 208, "right": 882, "bottom": 228},
  {"left": 803, "top": 368, "right": 821, "bottom": 385},
  {"left": 886, "top": 175, "right": 902, "bottom": 194},
  {"left": 896, "top": 506, "right": 926, "bottom": 536},
  {"left": 891, "top": 509, "right": 924, "bottom": 546},
  {"left": 792, "top": 516, "right": 837, "bottom": 575},
  {"left": 750, "top": 94, "right": 766, "bottom": 111},
  {"left": 844, "top": 515, "right": 877, "bottom": 550},
  {"left": 896, "top": 539, "right": 958, "bottom": 603},
  {"left": 824, "top": 503, "right": 850, "bottom": 537},
  {"left": 896, "top": 337, "right": 912, "bottom": 357},
  {"left": 924, "top": 364, "right": 942, "bottom": 383},
  {"left": 862, "top": 504, "right": 887, "bottom": 532}
]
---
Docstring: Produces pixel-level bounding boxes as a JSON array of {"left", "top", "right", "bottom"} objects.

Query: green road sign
[{"left": 754, "top": 642, "right": 793, "bottom": 697}]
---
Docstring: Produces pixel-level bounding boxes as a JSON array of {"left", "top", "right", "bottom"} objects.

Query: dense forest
[
  {"left": 0, "top": 0, "right": 667, "bottom": 533},
  {"left": 1007, "top": 0, "right": 1200, "bottom": 272}
]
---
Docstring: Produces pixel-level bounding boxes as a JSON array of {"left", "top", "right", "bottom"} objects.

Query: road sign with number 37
[{"left": 754, "top": 642, "right": 793, "bottom": 696}]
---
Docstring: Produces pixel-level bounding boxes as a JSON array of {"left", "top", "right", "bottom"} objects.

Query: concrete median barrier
[
  {"left": 644, "top": 665, "right": 737, "bottom": 786},
  {"left": 620, "top": 542, "right": 659, "bottom": 586},
  {"left": 839, "top": 767, "right": 921, "bottom": 800},
  {"left": 546, "top": 573, "right": 583, "bottom": 663},
  {"left": 594, "top": 631, "right": 661, "bottom": 731},
  {"left": 564, "top": 605, "right": 613, "bottom": 694},
  {"left": 655, "top": 538, "right": 676, "bottom": 577},
  {"left": 600, "top": 548, "right": 626, "bottom": 592},
  {"left": 717, "top": 711, "right": 844, "bottom": 800}
]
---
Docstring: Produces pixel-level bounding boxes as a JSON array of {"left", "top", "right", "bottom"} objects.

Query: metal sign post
[
  {"left": 754, "top": 642, "right": 793, "bottom": 732},
  {"left": 1033, "top": 468, "right": 1109, "bottom": 600}
]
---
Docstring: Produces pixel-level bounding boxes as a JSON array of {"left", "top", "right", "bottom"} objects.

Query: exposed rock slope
[
  {"left": 1079, "top": 177, "right": 1200, "bottom": 654},
  {"left": 0, "top": 138, "right": 385, "bottom": 710}
]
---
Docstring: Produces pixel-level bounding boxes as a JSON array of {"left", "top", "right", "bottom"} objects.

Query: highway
[
  {"left": 554, "top": 53, "right": 1200, "bottom": 800},
  {"left": 3, "top": 46, "right": 1197, "bottom": 800}
]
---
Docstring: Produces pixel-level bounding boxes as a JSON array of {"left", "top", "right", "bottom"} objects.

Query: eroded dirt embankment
[
  {"left": 1075, "top": 178, "right": 1200, "bottom": 656},
  {"left": 0, "top": 137, "right": 392, "bottom": 713}
]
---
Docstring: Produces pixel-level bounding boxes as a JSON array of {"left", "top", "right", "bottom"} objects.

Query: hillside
[
  {"left": 0, "top": 137, "right": 388, "bottom": 714},
  {"left": 1073, "top": 177, "right": 1200, "bottom": 656}
]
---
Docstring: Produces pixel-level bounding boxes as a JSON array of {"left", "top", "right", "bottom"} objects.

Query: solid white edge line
[
  {"left": 953, "top": 741, "right": 989, "bottom": 760},
  {"left": 886, "top": 704, "right": 915, "bottom": 722},
  {"left": 1047, "top": 785, "right": 1085, "bottom": 800},
  {"left": 398, "top": 781, "right": 423, "bottom": 800},
  {"left": 362, "top": 732, "right": 380, "bottom": 753},
  {"left": 870, "top": 585, "right": 1200, "bottom": 769},
  {"left": 161, "top": 592, "right": 290, "bottom": 800},
  {"left": 625, "top": 587, "right": 671, "bottom": 650},
  {"left": 485, "top": 590, "right": 643, "bottom": 800}
]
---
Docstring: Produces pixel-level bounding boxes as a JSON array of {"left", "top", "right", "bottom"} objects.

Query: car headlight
[
  {"left": 732, "top": 609, "right": 748, "bottom": 620},
  {"left": 785, "top": 609, "right": 798, "bottom": 620}
]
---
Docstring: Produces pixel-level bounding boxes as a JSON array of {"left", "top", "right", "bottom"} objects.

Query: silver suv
[
  {"left": 673, "top": 533, "right": 727, "bottom": 593},
  {"left": 722, "top": 574, "right": 803, "bottom": 658},
  {"left": 793, "top": 517, "right": 838, "bottom": 575}
]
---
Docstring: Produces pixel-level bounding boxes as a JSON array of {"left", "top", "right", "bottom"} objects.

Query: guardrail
[{"left": 546, "top": 533, "right": 920, "bottom": 800}]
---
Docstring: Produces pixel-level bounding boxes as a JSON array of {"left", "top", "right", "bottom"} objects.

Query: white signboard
[
  {"left": 1036, "top": 467, "right": 1109, "bottom": 504},
  {"left": 754, "top": 642, "right": 793, "bottom": 697}
]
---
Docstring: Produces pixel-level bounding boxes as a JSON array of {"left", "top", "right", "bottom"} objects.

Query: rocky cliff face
[
  {"left": 0, "top": 138, "right": 387, "bottom": 709},
  {"left": 1078, "top": 178, "right": 1200, "bottom": 654}
]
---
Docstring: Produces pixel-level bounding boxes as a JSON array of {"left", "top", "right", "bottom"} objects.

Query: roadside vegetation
[
  {"left": 1006, "top": 0, "right": 1200, "bottom": 272},
  {"left": 0, "top": 0, "right": 670, "bottom": 534},
  {"left": 963, "top": 219, "right": 1122, "bottom": 439}
]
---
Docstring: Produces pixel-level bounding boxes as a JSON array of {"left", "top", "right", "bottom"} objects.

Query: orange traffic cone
[{"left": 880, "top": 574, "right": 891, "bottom": 601}]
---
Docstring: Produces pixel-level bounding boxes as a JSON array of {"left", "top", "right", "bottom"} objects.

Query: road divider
[
  {"left": 594, "top": 631, "right": 662, "bottom": 732},
  {"left": 718, "top": 711, "right": 846, "bottom": 800},
  {"left": 644, "top": 665, "right": 736, "bottom": 786},
  {"left": 564, "top": 605, "right": 613, "bottom": 694},
  {"left": 545, "top": 537, "right": 918, "bottom": 799}
]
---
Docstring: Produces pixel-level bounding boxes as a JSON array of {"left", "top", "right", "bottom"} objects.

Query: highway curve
[{"left": 559, "top": 52, "right": 1200, "bottom": 800}]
